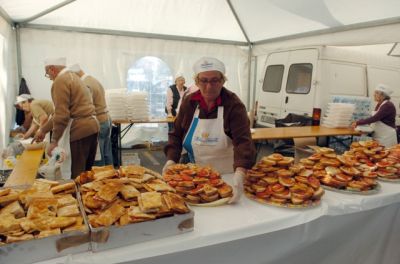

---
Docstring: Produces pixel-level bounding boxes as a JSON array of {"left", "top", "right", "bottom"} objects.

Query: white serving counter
[{"left": 35, "top": 175, "right": 400, "bottom": 264}]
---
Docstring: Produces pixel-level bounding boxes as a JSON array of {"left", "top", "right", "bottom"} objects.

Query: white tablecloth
[{"left": 36, "top": 176, "right": 400, "bottom": 264}]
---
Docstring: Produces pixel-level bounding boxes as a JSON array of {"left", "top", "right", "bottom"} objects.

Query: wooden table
[
  {"left": 252, "top": 126, "right": 361, "bottom": 141},
  {"left": 4, "top": 148, "right": 44, "bottom": 187},
  {"left": 112, "top": 117, "right": 175, "bottom": 166}
]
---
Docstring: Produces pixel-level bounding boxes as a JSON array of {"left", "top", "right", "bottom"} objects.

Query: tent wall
[
  {"left": 0, "top": 16, "right": 16, "bottom": 151},
  {"left": 19, "top": 28, "right": 249, "bottom": 106}
]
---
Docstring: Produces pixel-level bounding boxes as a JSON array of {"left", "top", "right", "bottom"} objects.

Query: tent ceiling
[{"left": 0, "top": 0, "right": 400, "bottom": 44}]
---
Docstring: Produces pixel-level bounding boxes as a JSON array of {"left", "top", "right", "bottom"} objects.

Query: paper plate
[
  {"left": 377, "top": 177, "right": 400, "bottom": 183},
  {"left": 321, "top": 182, "right": 381, "bottom": 195},
  {"left": 244, "top": 191, "right": 321, "bottom": 209},
  {"left": 186, "top": 197, "right": 230, "bottom": 207}
]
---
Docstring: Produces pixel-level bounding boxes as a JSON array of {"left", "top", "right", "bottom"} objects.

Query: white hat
[
  {"left": 44, "top": 57, "right": 66, "bottom": 67},
  {"left": 375, "top": 84, "right": 393, "bottom": 96},
  {"left": 174, "top": 74, "right": 185, "bottom": 81},
  {"left": 193, "top": 57, "right": 225, "bottom": 75},
  {"left": 68, "top": 63, "right": 81, "bottom": 72},
  {"left": 15, "top": 94, "right": 33, "bottom": 105}
]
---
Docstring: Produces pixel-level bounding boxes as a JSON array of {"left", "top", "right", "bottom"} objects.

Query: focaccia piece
[
  {"left": 119, "top": 212, "right": 131, "bottom": 226},
  {"left": 116, "top": 198, "right": 138, "bottom": 208},
  {"left": 24, "top": 191, "right": 55, "bottom": 207},
  {"left": 128, "top": 206, "right": 156, "bottom": 221},
  {"left": 138, "top": 192, "right": 162, "bottom": 213},
  {"left": 27, "top": 198, "right": 58, "bottom": 219},
  {"left": 80, "top": 181, "right": 105, "bottom": 192},
  {"left": 128, "top": 174, "right": 155, "bottom": 183},
  {"left": 82, "top": 192, "right": 107, "bottom": 210},
  {"left": 95, "top": 181, "right": 123, "bottom": 202},
  {"left": 0, "top": 200, "right": 25, "bottom": 218},
  {"left": 163, "top": 193, "right": 190, "bottom": 214},
  {"left": 0, "top": 214, "right": 21, "bottom": 233},
  {"left": 120, "top": 185, "right": 140, "bottom": 200},
  {"left": 119, "top": 165, "right": 146, "bottom": 177},
  {"left": 34, "top": 178, "right": 59, "bottom": 186},
  {"left": 6, "top": 233, "right": 34, "bottom": 243},
  {"left": 63, "top": 216, "right": 87, "bottom": 233},
  {"left": 0, "top": 192, "right": 19, "bottom": 206},
  {"left": 51, "top": 182, "right": 75, "bottom": 194},
  {"left": 49, "top": 217, "right": 77, "bottom": 229},
  {"left": 57, "top": 204, "right": 80, "bottom": 217},
  {"left": 56, "top": 194, "right": 77, "bottom": 208},
  {"left": 94, "top": 203, "right": 126, "bottom": 227},
  {"left": 202, "top": 184, "right": 218, "bottom": 196},
  {"left": 0, "top": 188, "right": 11, "bottom": 197},
  {"left": 36, "top": 228, "right": 61, "bottom": 239},
  {"left": 93, "top": 169, "right": 117, "bottom": 181},
  {"left": 145, "top": 179, "right": 176, "bottom": 193}
]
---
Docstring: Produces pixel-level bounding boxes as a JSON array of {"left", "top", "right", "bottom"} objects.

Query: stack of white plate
[
  {"left": 106, "top": 89, "right": 129, "bottom": 120},
  {"left": 126, "top": 91, "right": 150, "bottom": 120},
  {"left": 322, "top": 103, "right": 355, "bottom": 128}
]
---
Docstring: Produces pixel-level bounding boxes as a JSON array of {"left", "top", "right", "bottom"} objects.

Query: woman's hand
[{"left": 228, "top": 168, "right": 246, "bottom": 204}]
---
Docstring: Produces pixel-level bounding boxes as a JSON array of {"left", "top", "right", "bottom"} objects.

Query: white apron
[
  {"left": 57, "top": 119, "right": 73, "bottom": 179},
  {"left": 182, "top": 106, "right": 234, "bottom": 174},
  {"left": 371, "top": 100, "right": 398, "bottom": 148}
]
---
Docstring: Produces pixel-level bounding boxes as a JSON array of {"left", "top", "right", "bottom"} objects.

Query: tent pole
[
  {"left": 0, "top": 5, "right": 13, "bottom": 26},
  {"left": 247, "top": 44, "right": 253, "bottom": 109},
  {"left": 19, "top": 23, "right": 248, "bottom": 46},
  {"left": 17, "top": 0, "right": 77, "bottom": 24},
  {"left": 15, "top": 24, "right": 22, "bottom": 87}
]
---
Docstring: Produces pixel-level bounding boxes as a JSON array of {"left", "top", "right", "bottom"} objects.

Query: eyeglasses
[
  {"left": 44, "top": 72, "right": 50, "bottom": 78},
  {"left": 198, "top": 78, "right": 222, "bottom": 86}
]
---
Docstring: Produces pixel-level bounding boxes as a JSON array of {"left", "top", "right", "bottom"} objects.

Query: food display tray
[
  {"left": 0, "top": 182, "right": 91, "bottom": 264},
  {"left": 89, "top": 210, "right": 194, "bottom": 252}
]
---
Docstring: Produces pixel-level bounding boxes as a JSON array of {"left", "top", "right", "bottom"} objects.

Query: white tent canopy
[{"left": 0, "top": 0, "right": 400, "bottom": 150}]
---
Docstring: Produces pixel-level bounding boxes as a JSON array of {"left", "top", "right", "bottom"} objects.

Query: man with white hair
[
  {"left": 40, "top": 57, "right": 99, "bottom": 179},
  {"left": 352, "top": 84, "right": 398, "bottom": 147},
  {"left": 69, "top": 63, "right": 113, "bottom": 166},
  {"left": 163, "top": 57, "right": 256, "bottom": 204}
]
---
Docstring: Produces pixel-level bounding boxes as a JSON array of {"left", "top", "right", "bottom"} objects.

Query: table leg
[{"left": 117, "top": 123, "right": 122, "bottom": 166}]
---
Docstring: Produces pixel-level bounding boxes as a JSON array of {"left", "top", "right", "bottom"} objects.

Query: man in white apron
[
  {"left": 352, "top": 84, "right": 398, "bottom": 147},
  {"left": 163, "top": 57, "right": 256, "bottom": 203},
  {"left": 43, "top": 57, "right": 99, "bottom": 179}
]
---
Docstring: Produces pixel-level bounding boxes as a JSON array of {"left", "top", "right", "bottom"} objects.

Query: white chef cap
[
  {"left": 68, "top": 63, "right": 81, "bottom": 73},
  {"left": 175, "top": 73, "right": 185, "bottom": 81},
  {"left": 193, "top": 57, "right": 225, "bottom": 75},
  {"left": 44, "top": 57, "right": 66, "bottom": 67},
  {"left": 15, "top": 94, "right": 33, "bottom": 105},
  {"left": 375, "top": 84, "right": 393, "bottom": 96}
]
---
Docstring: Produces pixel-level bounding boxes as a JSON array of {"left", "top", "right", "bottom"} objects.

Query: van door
[
  {"left": 282, "top": 49, "right": 318, "bottom": 117},
  {"left": 257, "top": 51, "right": 289, "bottom": 127}
]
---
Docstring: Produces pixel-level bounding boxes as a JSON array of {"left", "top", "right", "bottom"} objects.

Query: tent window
[
  {"left": 262, "top": 65, "right": 284, "bottom": 93},
  {"left": 286, "top": 63, "right": 313, "bottom": 94},
  {"left": 127, "top": 56, "right": 173, "bottom": 117}
]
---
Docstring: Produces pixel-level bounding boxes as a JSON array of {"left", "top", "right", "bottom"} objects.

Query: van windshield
[
  {"left": 286, "top": 63, "right": 313, "bottom": 94},
  {"left": 262, "top": 65, "right": 284, "bottom": 93}
]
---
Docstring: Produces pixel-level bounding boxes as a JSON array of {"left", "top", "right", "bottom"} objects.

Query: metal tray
[
  {"left": 0, "top": 181, "right": 91, "bottom": 264},
  {"left": 89, "top": 210, "right": 194, "bottom": 252}
]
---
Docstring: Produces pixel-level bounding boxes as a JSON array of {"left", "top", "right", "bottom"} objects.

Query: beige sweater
[
  {"left": 51, "top": 70, "right": 99, "bottom": 142},
  {"left": 82, "top": 75, "right": 109, "bottom": 123}
]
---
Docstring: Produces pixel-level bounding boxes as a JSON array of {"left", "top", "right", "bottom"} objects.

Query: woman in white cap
[
  {"left": 351, "top": 84, "right": 398, "bottom": 147},
  {"left": 163, "top": 57, "right": 256, "bottom": 203},
  {"left": 165, "top": 74, "right": 187, "bottom": 131}
]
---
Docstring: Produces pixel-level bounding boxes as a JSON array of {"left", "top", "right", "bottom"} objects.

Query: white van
[{"left": 256, "top": 46, "right": 400, "bottom": 127}]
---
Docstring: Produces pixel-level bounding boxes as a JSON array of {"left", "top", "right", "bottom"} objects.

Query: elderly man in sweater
[{"left": 41, "top": 57, "right": 99, "bottom": 179}]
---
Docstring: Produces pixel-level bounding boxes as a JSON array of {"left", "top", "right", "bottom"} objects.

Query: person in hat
[
  {"left": 69, "top": 63, "right": 113, "bottom": 166},
  {"left": 351, "top": 84, "right": 398, "bottom": 147},
  {"left": 163, "top": 57, "right": 256, "bottom": 203},
  {"left": 13, "top": 94, "right": 34, "bottom": 135},
  {"left": 165, "top": 74, "right": 187, "bottom": 131},
  {"left": 39, "top": 57, "right": 99, "bottom": 179},
  {"left": 15, "top": 94, "right": 54, "bottom": 140}
]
